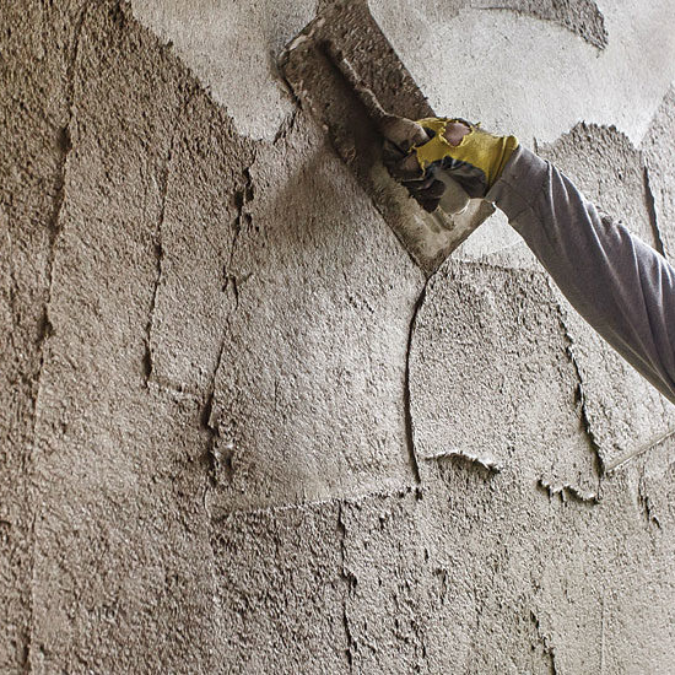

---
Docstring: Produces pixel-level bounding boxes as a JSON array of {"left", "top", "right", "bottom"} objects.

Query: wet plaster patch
[
  {"left": 372, "top": 0, "right": 675, "bottom": 147},
  {"left": 130, "top": 0, "right": 318, "bottom": 140},
  {"left": 538, "top": 123, "right": 675, "bottom": 472}
]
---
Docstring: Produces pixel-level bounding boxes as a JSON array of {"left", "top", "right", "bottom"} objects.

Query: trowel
[{"left": 279, "top": 0, "right": 495, "bottom": 276}]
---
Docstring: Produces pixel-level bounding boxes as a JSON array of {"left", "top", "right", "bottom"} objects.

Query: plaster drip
[{"left": 537, "top": 478, "right": 599, "bottom": 505}]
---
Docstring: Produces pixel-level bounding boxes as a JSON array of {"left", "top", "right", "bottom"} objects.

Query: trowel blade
[{"left": 279, "top": 0, "right": 494, "bottom": 276}]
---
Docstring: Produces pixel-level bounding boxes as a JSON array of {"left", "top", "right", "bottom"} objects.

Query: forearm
[{"left": 487, "top": 146, "right": 675, "bottom": 404}]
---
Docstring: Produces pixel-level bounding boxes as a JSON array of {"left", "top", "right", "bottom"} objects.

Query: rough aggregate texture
[{"left": 2, "top": 0, "right": 675, "bottom": 673}]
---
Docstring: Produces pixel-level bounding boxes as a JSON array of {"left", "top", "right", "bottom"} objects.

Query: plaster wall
[{"left": 1, "top": 0, "right": 674, "bottom": 672}]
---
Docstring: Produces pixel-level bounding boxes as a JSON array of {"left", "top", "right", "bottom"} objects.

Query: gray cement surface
[{"left": 2, "top": 0, "right": 675, "bottom": 673}]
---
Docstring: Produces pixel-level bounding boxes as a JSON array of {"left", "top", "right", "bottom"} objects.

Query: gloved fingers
[
  {"left": 382, "top": 140, "right": 424, "bottom": 181},
  {"left": 403, "top": 176, "right": 446, "bottom": 212},
  {"left": 419, "top": 197, "right": 442, "bottom": 212},
  {"left": 402, "top": 176, "right": 445, "bottom": 199},
  {"left": 437, "top": 157, "right": 488, "bottom": 199}
]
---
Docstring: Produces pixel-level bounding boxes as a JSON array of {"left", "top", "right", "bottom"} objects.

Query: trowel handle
[
  {"left": 429, "top": 165, "right": 471, "bottom": 215},
  {"left": 322, "top": 41, "right": 429, "bottom": 152}
]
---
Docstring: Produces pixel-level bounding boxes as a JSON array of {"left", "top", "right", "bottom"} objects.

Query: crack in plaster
[{"left": 642, "top": 164, "right": 666, "bottom": 258}]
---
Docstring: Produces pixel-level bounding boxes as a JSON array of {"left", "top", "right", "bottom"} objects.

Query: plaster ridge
[
  {"left": 537, "top": 478, "right": 599, "bottom": 505},
  {"left": 642, "top": 164, "right": 666, "bottom": 257},
  {"left": 143, "top": 87, "right": 193, "bottom": 385},
  {"left": 425, "top": 449, "right": 503, "bottom": 475},
  {"left": 201, "top": 158, "right": 258, "bottom": 489},
  {"left": 550, "top": 277, "right": 606, "bottom": 483},
  {"left": 209, "top": 485, "right": 418, "bottom": 521}
]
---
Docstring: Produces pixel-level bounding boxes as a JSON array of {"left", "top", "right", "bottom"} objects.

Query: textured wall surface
[{"left": 1, "top": 0, "right": 674, "bottom": 673}]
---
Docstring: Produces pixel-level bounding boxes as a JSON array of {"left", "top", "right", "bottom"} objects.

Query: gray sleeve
[{"left": 486, "top": 146, "right": 675, "bottom": 404}]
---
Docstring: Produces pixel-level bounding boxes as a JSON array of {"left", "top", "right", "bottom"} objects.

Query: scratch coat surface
[{"left": 1, "top": 0, "right": 675, "bottom": 673}]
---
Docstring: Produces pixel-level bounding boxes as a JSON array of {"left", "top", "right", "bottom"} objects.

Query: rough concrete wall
[{"left": 1, "top": 0, "right": 674, "bottom": 673}]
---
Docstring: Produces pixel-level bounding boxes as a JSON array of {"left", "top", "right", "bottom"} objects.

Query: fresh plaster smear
[
  {"left": 372, "top": 0, "right": 675, "bottom": 147},
  {"left": 130, "top": 0, "right": 317, "bottom": 140},
  {"left": 131, "top": 0, "right": 675, "bottom": 146}
]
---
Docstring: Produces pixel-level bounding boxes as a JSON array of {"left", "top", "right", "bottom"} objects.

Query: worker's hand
[{"left": 383, "top": 117, "right": 519, "bottom": 211}]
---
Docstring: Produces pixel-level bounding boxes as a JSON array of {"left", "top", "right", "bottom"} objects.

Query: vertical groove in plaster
[
  {"left": 143, "top": 88, "right": 191, "bottom": 385},
  {"left": 337, "top": 503, "right": 356, "bottom": 672},
  {"left": 202, "top": 158, "right": 256, "bottom": 489},
  {"left": 403, "top": 282, "right": 427, "bottom": 484},
  {"left": 27, "top": 6, "right": 88, "bottom": 671}
]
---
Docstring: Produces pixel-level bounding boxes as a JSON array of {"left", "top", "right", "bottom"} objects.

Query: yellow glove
[{"left": 383, "top": 117, "right": 519, "bottom": 210}]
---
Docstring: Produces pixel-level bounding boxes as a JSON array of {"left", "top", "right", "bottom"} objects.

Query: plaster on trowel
[{"left": 279, "top": 0, "right": 495, "bottom": 276}]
